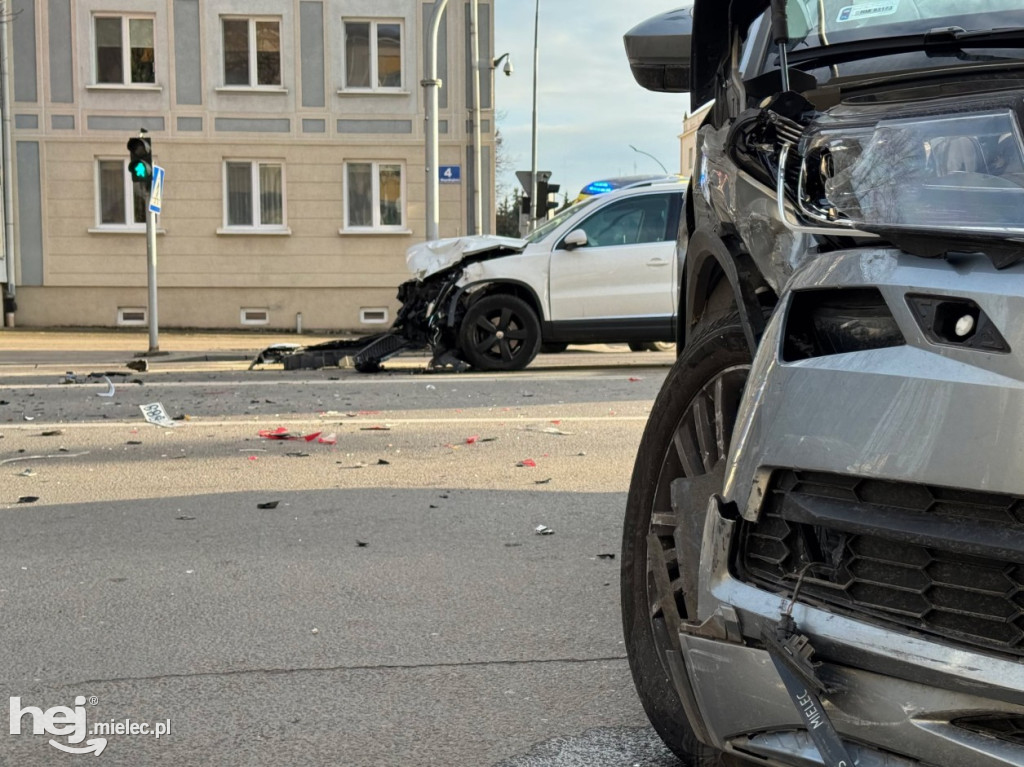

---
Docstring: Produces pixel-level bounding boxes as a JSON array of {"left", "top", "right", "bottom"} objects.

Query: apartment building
[{"left": 5, "top": 0, "right": 495, "bottom": 330}]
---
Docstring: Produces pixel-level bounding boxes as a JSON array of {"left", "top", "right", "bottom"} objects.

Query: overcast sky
[{"left": 492, "top": 1, "right": 691, "bottom": 202}]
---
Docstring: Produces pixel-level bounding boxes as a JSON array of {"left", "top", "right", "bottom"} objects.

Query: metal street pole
[
  {"left": 146, "top": 206, "right": 159, "bottom": 353},
  {"left": 423, "top": 0, "right": 449, "bottom": 242},
  {"left": 629, "top": 144, "right": 669, "bottom": 174},
  {"left": 470, "top": 0, "right": 483, "bottom": 234},
  {"left": 529, "top": 0, "right": 540, "bottom": 225}
]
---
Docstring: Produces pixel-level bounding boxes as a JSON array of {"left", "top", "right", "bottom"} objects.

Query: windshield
[
  {"left": 524, "top": 196, "right": 599, "bottom": 244},
  {"left": 786, "top": 0, "right": 1023, "bottom": 47}
]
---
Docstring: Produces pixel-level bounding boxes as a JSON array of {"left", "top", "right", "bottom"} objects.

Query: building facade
[
  {"left": 5, "top": 0, "right": 495, "bottom": 330},
  {"left": 678, "top": 102, "right": 711, "bottom": 179}
]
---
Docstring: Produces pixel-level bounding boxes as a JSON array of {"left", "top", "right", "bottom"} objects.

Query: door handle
[{"left": 647, "top": 258, "right": 669, "bottom": 267}]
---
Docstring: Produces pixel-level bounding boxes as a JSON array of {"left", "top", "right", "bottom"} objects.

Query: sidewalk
[{"left": 0, "top": 327, "right": 347, "bottom": 368}]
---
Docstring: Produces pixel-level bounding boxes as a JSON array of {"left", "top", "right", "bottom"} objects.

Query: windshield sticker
[{"left": 836, "top": 1, "right": 898, "bottom": 23}]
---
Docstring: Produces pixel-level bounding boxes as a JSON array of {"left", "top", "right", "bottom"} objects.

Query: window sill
[
  {"left": 215, "top": 86, "right": 288, "bottom": 95},
  {"left": 339, "top": 228, "right": 411, "bottom": 236},
  {"left": 89, "top": 226, "right": 167, "bottom": 234},
  {"left": 336, "top": 89, "right": 409, "bottom": 96},
  {"left": 217, "top": 227, "right": 292, "bottom": 235},
  {"left": 87, "top": 83, "right": 162, "bottom": 92}
]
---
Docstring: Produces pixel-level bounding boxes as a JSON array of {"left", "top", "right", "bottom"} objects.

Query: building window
[
  {"left": 97, "top": 160, "right": 147, "bottom": 226},
  {"left": 224, "top": 161, "right": 285, "bottom": 229},
  {"left": 223, "top": 17, "right": 281, "bottom": 87},
  {"left": 345, "top": 162, "right": 405, "bottom": 230},
  {"left": 95, "top": 15, "right": 154, "bottom": 85},
  {"left": 344, "top": 20, "right": 402, "bottom": 90}
]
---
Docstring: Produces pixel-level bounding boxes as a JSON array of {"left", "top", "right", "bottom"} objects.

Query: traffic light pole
[{"left": 146, "top": 206, "right": 159, "bottom": 353}]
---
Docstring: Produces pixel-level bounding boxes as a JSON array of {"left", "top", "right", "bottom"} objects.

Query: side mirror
[
  {"left": 563, "top": 229, "right": 588, "bottom": 250},
  {"left": 623, "top": 6, "right": 694, "bottom": 94}
]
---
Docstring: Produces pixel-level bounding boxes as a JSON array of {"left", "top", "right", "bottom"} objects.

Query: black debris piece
[
  {"left": 257, "top": 501, "right": 280, "bottom": 509},
  {"left": 40, "top": 430, "right": 63, "bottom": 437},
  {"left": 356, "top": 540, "right": 368, "bottom": 547},
  {"left": 126, "top": 359, "right": 149, "bottom": 372},
  {"left": 597, "top": 553, "right": 616, "bottom": 560},
  {"left": 17, "top": 496, "right": 39, "bottom": 504},
  {"left": 176, "top": 515, "right": 196, "bottom": 521},
  {"left": 376, "top": 458, "right": 390, "bottom": 465}
]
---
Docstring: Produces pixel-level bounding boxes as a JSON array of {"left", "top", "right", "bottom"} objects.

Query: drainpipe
[
  {"left": 470, "top": 0, "right": 482, "bottom": 234},
  {"left": 1, "top": 9, "right": 15, "bottom": 324},
  {"left": 423, "top": 0, "right": 449, "bottom": 242}
]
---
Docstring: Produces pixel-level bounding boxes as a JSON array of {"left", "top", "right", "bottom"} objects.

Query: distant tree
[{"left": 495, "top": 193, "right": 520, "bottom": 238}]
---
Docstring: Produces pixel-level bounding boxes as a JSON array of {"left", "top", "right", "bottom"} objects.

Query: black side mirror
[{"left": 623, "top": 6, "right": 694, "bottom": 94}]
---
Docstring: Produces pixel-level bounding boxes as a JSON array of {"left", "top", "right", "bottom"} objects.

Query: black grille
[
  {"left": 737, "top": 470, "right": 1024, "bottom": 658},
  {"left": 955, "top": 715, "right": 1024, "bottom": 746}
]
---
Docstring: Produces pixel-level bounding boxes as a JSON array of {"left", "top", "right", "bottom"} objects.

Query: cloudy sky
[{"left": 492, "top": 1, "right": 692, "bottom": 202}]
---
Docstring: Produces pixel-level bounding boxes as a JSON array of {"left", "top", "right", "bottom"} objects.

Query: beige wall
[{"left": 678, "top": 102, "right": 712, "bottom": 177}]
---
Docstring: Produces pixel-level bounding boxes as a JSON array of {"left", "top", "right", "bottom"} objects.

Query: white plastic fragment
[
  {"left": 140, "top": 402, "right": 178, "bottom": 428},
  {"left": 534, "top": 524, "right": 554, "bottom": 536},
  {"left": 97, "top": 376, "right": 116, "bottom": 398}
]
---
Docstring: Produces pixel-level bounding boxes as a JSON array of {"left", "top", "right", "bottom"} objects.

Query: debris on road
[
  {"left": 258, "top": 427, "right": 299, "bottom": 440},
  {"left": 356, "top": 540, "right": 368, "bottom": 547},
  {"left": 17, "top": 469, "right": 36, "bottom": 477},
  {"left": 376, "top": 458, "right": 391, "bottom": 465},
  {"left": 534, "top": 478, "right": 552, "bottom": 485},
  {"left": 534, "top": 524, "right": 554, "bottom": 536},
  {"left": 285, "top": 452, "right": 310, "bottom": 458},
  {"left": 17, "top": 496, "right": 39, "bottom": 504},
  {"left": 126, "top": 359, "right": 149, "bottom": 373},
  {"left": 597, "top": 553, "right": 616, "bottom": 560},
  {"left": 516, "top": 458, "right": 537, "bottom": 468},
  {"left": 97, "top": 376, "right": 116, "bottom": 398},
  {"left": 360, "top": 425, "right": 392, "bottom": 431},
  {"left": 175, "top": 515, "right": 196, "bottom": 521},
  {"left": 0, "top": 451, "right": 89, "bottom": 467},
  {"left": 40, "top": 430, "right": 63, "bottom": 437},
  {"left": 140, "top": 403, "right": 178, "bottom": 428},
  {"left": 257, "top": 501, "right": 280, "bottom": 509},
  {"left": 318, "top": 433, "right": 337, "bottom": 445}
]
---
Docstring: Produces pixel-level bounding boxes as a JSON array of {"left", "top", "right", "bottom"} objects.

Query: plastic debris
[
  {"left": 465, "top": 435, "right": 479, "bottom": 444},
  {"left": 17, "top": 496, "right": 39, "bottom": 504},
  {"left": 535, "top": 478, "right": 552, "bottom": 485},
  {"left": 318, "top": 433, "right": 337, "bottom": 445},
  {"left": 376, "top": 458, "right": 391, "bottom": 465},
  {"left": 285, "top": 452, "right": 310, "bottom": 458},
  {"left": 356, "top": 540, "right": 368, "bottom": 547},
  {"left": 17, "top": 469, "right": 36, "bottom": 477},
  {"left": 258, "top": 427, "right": 300, "bottom": 440},
  {"left": 597, "top": 553, "right": 616, "bottom": 560},
  {"left": 303, "top": 432, "right": 323, "bottom": 442},
  {"left": 126, "top": 440, "right": 142, "bottom": 445},
  {"left": 0, "top": 451, "right": 89, "bottom": 467},
  {"left": 126, "top": 359, "right": 149, "bottom": 372},
  {"left": 311, "top": 628, "right": 320, "bottom": 635},
  {"left": 360, "top": 425, "right": 391, "bottom": 431},
  {"left": 98, "top": 376, "right": 116, "bottom": 398},
  {"left": 628, "top": 377, "right": 643, "bottom": 382},
  {"left": 140, "top": 403, "right": 178, "bottom": 428},
  {"left": 176, "top": 515, "right": 196, "bottom": 521},
  {"left": 534, "top": 524, "right": 554, "bottom": 535},
  {"left": 257, "top": 501, "right": 280, "bottom": 509},
  {"left": 516, "top": 458, "right": 537, "bottom": 468},
  {"left": 61, "top": 372, "right": 79, "bottom": 385},
  {"left": 40, "top": 430, "right": 63, "bottom": 437}
]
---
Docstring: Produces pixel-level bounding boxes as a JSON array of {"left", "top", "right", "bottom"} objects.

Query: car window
[{"left": 561, "top": 194, "right": 674, "bottom": 249}]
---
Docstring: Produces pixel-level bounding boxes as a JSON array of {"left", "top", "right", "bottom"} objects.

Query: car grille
[
  {"left": 737, "top": 470, "right": 1024, "bottom": 659},
  {"left": 954, "top": 715, "right": 1024, "bottom": 747}
]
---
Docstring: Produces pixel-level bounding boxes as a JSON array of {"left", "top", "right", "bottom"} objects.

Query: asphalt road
[{"left": 0, "top": 348, "right": 683, "bottom": 765}]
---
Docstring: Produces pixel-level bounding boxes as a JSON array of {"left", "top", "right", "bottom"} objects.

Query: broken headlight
[{"left": 797, "top": 110, "right": 1024, "bottom": 237}]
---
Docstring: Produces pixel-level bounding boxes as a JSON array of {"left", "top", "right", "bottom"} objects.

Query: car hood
[{"left": 406, "top": 235, "right": 527, "bottom": 280}]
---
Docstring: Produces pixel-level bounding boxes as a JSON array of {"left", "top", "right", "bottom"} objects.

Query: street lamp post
[
  {"left": 529, "top": 0, "right": 540, "bottom": 225},
  {"left": 629, "top": 144, "right": 669, "bottom": 174},
  {"left": 423, "top": 0, "right": 449, "bottom": 242}
]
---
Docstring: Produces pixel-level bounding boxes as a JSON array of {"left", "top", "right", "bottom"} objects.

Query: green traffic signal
[{"left": 126, "top": 135, "right": 153, "bottom": 191}]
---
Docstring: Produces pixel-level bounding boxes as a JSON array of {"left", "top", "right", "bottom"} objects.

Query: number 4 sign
[{"left": 439, "top": 165, "right": 461, "bottom": 184}]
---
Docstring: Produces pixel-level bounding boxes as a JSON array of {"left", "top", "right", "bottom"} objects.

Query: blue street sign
[
  {"left": 149, "top": 166, "right": 165, "bottom": 214},
  {"left": 439, "top": 165, "right": 461, "bottom": 184}
]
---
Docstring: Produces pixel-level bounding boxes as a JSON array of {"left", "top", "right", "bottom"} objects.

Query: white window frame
[
  {"left": 92, "top": 14, "right": 156, "bottom": 87},
  {"left": 343, "top": 161, "right": 407, "bottom": 232},
  {"left": 220, "top": 160, "right": 289, "bottom": 234},
  {"left": 342, "top": 18, "right": 404, "bottom": 92},
  {"left": 221, "top": 16, "right": 282, "bottom": 89},
  {"left": 93, "top": 158, "right": 147, "bottom": 231}
]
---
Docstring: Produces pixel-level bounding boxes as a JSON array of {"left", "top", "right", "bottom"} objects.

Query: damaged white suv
[{"left": 390, "top": 180, "right": 686, "bottom": 371}]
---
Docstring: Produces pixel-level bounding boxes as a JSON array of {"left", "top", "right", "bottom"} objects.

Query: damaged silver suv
[{"left": 621, "top": 2, "right": 1024, "bottom": 766}]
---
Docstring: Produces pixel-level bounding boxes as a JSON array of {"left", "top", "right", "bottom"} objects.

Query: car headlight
[{"left": 795, "top": 110, "right": 1024, "bottom": 237}]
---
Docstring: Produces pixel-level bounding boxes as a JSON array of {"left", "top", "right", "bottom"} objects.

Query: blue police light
[{"left": 583, "top": 181, "right": 615, "bottom": 195}]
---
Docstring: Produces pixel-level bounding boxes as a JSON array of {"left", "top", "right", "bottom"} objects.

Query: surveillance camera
[{"left": 503, "top": 60, "right": 513, "bottom": 77}]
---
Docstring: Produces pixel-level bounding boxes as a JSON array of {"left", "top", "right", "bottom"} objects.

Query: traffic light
[
  {"left": 520, "top": 193, "right": 531, "bottom": 215},
  {"left": 126, "top": 135, "right": 153, "bottom": 193},
  {"left": 536, "top": 179, "right": 560, "bottom": 213}
]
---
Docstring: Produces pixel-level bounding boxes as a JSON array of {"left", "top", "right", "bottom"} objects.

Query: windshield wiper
[{"left": 786, "top": 26, "right": 1024, "bottom": 70}]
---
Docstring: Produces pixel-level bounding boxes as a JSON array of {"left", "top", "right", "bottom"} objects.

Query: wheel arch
[
  {"left": 681, "top": 228, "right": 775, "bottom": 357},
  {"left": 446, "top": 279, "right": 544, "bottom": 329}
]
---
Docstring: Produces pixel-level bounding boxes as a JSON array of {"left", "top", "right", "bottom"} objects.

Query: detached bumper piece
[
  {"left": 250, "top": 333, "right": 424, "bottom": 372},
  {"left": 737, "top": 469, "right": 1024, "bottom": 659}
]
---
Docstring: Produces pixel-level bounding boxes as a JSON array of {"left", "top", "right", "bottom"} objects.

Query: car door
[{"left": 548, "top": 191, "right": 681, "bottom": 321}]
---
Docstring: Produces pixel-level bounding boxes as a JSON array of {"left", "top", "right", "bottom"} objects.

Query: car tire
[
  {"left": 540, "top": 342, "right": 569, "bottom": 354},
  {"left": 628, "top": 341, "right": 675, "bottom": 352},
  {"left": 458, "top": 294, "right": 542, "bottom": 372},
  {"left": 621, "top": 312, "right": 751, "bottom": 764}
]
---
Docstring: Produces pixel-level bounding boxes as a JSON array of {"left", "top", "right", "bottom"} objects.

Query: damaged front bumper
[{"left": 685, "top": 247, "right": 1024, "bottom": 766}]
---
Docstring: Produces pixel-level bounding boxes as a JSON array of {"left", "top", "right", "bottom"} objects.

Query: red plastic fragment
[{"left": 517, "top": 458, "right": 537, "bottom": 468}]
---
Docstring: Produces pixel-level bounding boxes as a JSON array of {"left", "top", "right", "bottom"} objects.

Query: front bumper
[{"left": 691, "top": 248, "right": 1024, "bottom": 766}]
